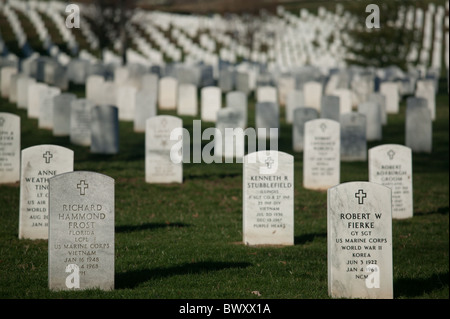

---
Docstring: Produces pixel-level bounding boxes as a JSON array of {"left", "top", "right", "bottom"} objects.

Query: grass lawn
[{"left": 0, "top": 77, "right": 448, "bottom": 305}]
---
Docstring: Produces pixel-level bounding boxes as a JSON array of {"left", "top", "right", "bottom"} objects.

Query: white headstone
[
  {"left": 158, "top": 77, "right": 178, "bottom": 110},
  {"left": 243, "top": 151, "right": 294, "bottom": 246},
  {"left": 332, "top": 89, "right": 353, "bottom": 114},
  {"left": 256, "top": 101, "right": 279, "bottom": 140},
  {"left": 380, "top": 82, "right": 399, "bottom": 114},
  {"left": 134, "top": 90, "right": 157, "bottom": 133},
  {"left": 39, "top": 87, "right": 61, "bottom": 130},
  {"left": 0, "top": 113, "right": 20, "bottom": 184},
  {"left": 303, "top": 81, "right": 323, "bottom": 112},
  {"left": 145, "top": 115, "right": 183, "bottom": 183},
  {"left": 17, "top": 76, "right": 36, "bottom": 109},
  {"left": 215, "top": 108, "right": 245, "bottom": 161},
  {"left": 369, "top": 144, "right": 413, "bottom": 219},
  {"left": 292, "top": 107, "right": 319, "bottom": 152},
  {"left": 321, "top": 95, "right": 341, "bottom": 122},
  {"left": 358, "top": 101, "right": 382, "bottom": 141},
  {"left": 1, "top": 66, "right": 17, "bottom": 98},
  {"left": 48, "top": 171, "right": 114, "bottom": 291},
  {"left": 405, "top": 97, "right": 432, "bottom": 153},
  {"left": 415, "top": 79, "right": 436, "bottom": 120},
  {"left": 19, "top": 145, "right": 74, "bottom": 239},
  {"left": 177, "top": 83, "right": 198, "bottom": 116},
  {"left": 368, "top": 93, "right": 387, "bottom": 125},
  {"left": 86, "top": 75, "right": 104, "bottom": 105},
  {"left": 116, "top": 86, "right": 137, "bottom": 121},
  {"left": 90, "top": 105, "right": 120, "bottom": 154},
  {"left": 226, "top": 91, "right": 247, "bottom": 128},
  {"left": 256, "top": 86, "right": 278, "bottom": 103},
  {"left": 201, "top": 86, "right": 222, "bottom": 122},
  {"left": 71, "top": 99, "right": 94, "bottom": 147},
  {"left": 340, "top": 112, "right": 367, "bottom": 162},
  {"left": 285, "top": 90, "right": 304, "bottom": 124},
  {"left": 277, "top": 76, "right": 295, "bottom": 106},
  {"left": 53, "top": 93, "right": 77, "bottom": 136},
  {"left": 28, "top": 82, "right": 48, "bottom": 119},
  {"left": 328, "top": 181, "right": 393, "bottom": 299},
  {"left": 303, "top": 119, "right": 340, "bottom": 190}
]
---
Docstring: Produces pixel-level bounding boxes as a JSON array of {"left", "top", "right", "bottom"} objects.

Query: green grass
[{"left": 0, "top": 79, "right": 448, "bottom": 301}]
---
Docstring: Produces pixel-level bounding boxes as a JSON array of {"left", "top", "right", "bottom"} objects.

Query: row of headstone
[
  {"left": 242, "top": 149, "right": 396, "bottom": 298},
  {"left": 2, "top": 62, "right": 435, "bottom": 157},
  {"left": 13, "top": 141, "right": 114, "bottom": 289},
  {"left": 13, "top": 144, "right": 411, "bottom": 294},
  {"left": 3, "top": 0, "right": 446, "bottom": 81}
]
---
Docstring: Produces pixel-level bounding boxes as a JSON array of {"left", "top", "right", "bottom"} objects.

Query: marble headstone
[
  {"left": 158, "top": 77, "right": 178, "bottom": 110},
  {"left": 277, "top": 76, "right": 295, "bottom": 106},
  {"left": 243, "top": 151, "right": 294, "bottom": 246},
  {"left": 134, "top": 90, "right": 157, "bottom": 133},
  {"left": 332, "top": 89, "right": 353, "bottom": 114},
  {"left": 405, "top": 97, "right": 432, "bottom": 153},
  {"left": 28, "top": 82, "right": 48, "bottom": 119},
  {"left": 145, "top": 115, "right": 183, "bottom": 183},
  {"left": 226, "top": 91, "right": 247, "bottom": 128},
  {"left": 328, "top": 181, "right": 393, "bottom": 299},
  {"left": 17, "top": 76, "right": 36, "bottom": 109},
  {"left": 86, "top": 75, "right": 104, "bottom": 105},
  {"left": 285, "top": 90, "right": 304, "bottom": 124},
  {"left": 369, "top": 144, "right": 413, "bottom": 219},
  {"left": 215, "top": 107, "right": 245, "bottom": 161},
  {"left": 177, "top": 83, "right": 198, "bottom": 116},
  {"left": 235, "top": 72, "right": 250, "bottom": 95},
  {"left": 303, "top": 81, "right": 323, "bottom": 112},
  {"left": 116, "top": 86, "right": 137, "bottom": 121},
  {"left": 292, "top": 107, "right": 319, "bottom": 152},
  {"left": 48, "top": 171, "right": 114, "bottom": 291},
  {"left": 380, "top": 82, "right": 399, "bottom": 114},
  {"left": 19, "top": 145, "right": 74, "bottom": 239},
  {"left": 201, "top": 86, "right": 222, "bottom": 122},
  {"left": 358, "top": 101, "right": 382, "bottom": 141},
  {"left": 368, "top": 93, "right": 387, "bottom": 125},
  {"left": 303, "top": 119, "right": 340, "bottom": 190},
  {"left": 256, "top": 102, "right": 279, "bottom": 140},
  {"left": 71, "top": 99, "right": 94, "bottom": 147},
  {"left": 53, "top": 93, "right": 77, "bottom": 136},
  {"left": 321, "top": 95, "right": 340, "bottom": 122},
  {"left": 256, "top": 86, "right": 278, "bottom": 103},
  {"left": 0, "top": 113, "right": 20, "bottom": 183},
  {"left": 0, "top": 66, "right": 17, "bottom": 98},
  {"left": 90, "top": 105, "right": 120, "bottom": 154},
  {"left": 415, "top": 79, "right": 435, "bottom": 120},
  {"left": 39, "top": 87, "right": 62, "bottom": 130},
  {"left": 340, "top": 113, "right": 367, "bottom": 162}
]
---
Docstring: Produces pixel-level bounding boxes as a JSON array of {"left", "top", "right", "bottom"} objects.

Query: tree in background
[{"left": 343, "top": 1, "right": 418, "bottom": 71}]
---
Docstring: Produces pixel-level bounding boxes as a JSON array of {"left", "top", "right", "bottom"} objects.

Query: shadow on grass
[
  {"left": 116, "top": 261, "right": 252, "bottom": 289},
  {"left": 394, "top": 271, "right": 449, "bottom": 298},
  {"left": 414, "top": 207, "right": 449, "bottom": 217},
  {"left": 116, "top": 222, "right": 190, "bottom": 233},
  {"left": 295, "top": 232, "right": 327, "bottom": 245}
]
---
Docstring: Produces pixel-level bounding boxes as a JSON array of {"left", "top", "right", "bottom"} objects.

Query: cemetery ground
[{"left": 0, "top": 80, "right": 448, "bottom": 301}]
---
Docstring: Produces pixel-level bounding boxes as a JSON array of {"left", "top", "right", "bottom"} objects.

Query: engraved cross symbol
[
  {"left": 355, "top": 189, "right": 367, "bottom": 205},
  {"left": 43, "top": 151, "right": 53, "bottom": 164},
  {"left": 0, "top": 117, "right": 4, "bottom": 126},
  {"left": 387, "top": 149, "right": 395, "bottom": 160},
  {"left": 77, "top": 180, "right": 88, "bottom": 195},
  {"left": 265, "top": 157, "right": 274, "bottom": 169},
  {"left": 320, "top": 123, "right": 327, "bottom": 132}
]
